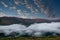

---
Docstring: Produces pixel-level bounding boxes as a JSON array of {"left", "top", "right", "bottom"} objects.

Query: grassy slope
[{"left": 0, "top": 36, "right": 60, "bottom": 40}]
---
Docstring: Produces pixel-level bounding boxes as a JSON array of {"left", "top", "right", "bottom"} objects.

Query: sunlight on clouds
[
  {"left": 0, "top": 0, "right": 56, "bottom": 18},
  {"left": 17, "top": 9, "right": 29, "bottom": 18},
  {"left": 26, "top": 4, "right": 35, "bottom": 13},
  {"left": 14, "top": 0, "right": 20, "bottom": 5},
  {"left": 20, "top": 15, "right": 28, "bottom": 18},
  {"left": 26, "top": 4, "right": 32, "bottom": 9},
  {"left": 23, "top": 11, "right": 31, "bottom": 18},
  {"left": 17, "top": 9, "right": 21, "bottom": 15}
]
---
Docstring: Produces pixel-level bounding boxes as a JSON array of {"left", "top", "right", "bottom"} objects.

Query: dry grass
[{"left": 0, "top": 36, "right": 60, "bottom": 40}]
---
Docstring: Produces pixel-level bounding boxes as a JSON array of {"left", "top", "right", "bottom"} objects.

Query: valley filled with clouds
[{"left": 0, "top": 22, "right": 60, "bottom": 37}]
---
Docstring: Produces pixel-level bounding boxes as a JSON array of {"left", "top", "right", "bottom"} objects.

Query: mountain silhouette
[{"left": 0, "top": 16, "right": 60, "bottom": 26}]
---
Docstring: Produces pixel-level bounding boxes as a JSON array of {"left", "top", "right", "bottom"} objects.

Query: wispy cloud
[
  {"left": 9, "top": 6, "right": 16, "bottom": 10},
  {"left": 14, "top": 0, "right": 20, "bottom": 5},
  {"left": 34, "top": 0, "right": 55, "bottom": 18},
  {"left": 0, "top": 11, "right": 7, "bottom": 17},
  {"left": 1, "top": 1, "right": 8, "bottom": 7},
  {"left": 17, "top": 9, "right": 21, "bottom": 15}
]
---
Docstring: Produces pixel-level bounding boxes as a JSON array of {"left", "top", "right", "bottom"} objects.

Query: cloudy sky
[{"left": 0, "top": 0, "right": 60, "bottom": 18}]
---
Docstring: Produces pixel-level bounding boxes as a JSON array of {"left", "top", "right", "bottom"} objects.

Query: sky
[{"left": 0, "top": 0, "right": 60, "bottom": 18}]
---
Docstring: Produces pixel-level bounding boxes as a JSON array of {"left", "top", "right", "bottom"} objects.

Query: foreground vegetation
[{"left": 0, "top": 36, "right": 60, "bottom": 40}]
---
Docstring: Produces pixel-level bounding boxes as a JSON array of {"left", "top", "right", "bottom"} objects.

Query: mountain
[{"left": 0, "top": 16, "right": 60, "bottom": 26}]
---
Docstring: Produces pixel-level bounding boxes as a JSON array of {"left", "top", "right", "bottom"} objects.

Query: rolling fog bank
[{"left": 0, "top": 22, "right": 60, "bottom": 37}]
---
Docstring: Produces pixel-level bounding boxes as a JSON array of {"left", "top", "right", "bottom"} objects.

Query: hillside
[{"left": 0, "top": 17, "right": 60, "bottom": 26}]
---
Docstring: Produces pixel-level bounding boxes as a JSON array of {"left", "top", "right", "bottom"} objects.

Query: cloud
[
  {"left": 1, "top": 1, "right": 8, "bottom": 7},
  {"left": 0, "top": 11, "right": 7, "bottom": 17},
  {"left": 14, "top": 0, "right": 20, "bottom": 5},
  {"left": 17, "top": 9, "right": 21, "bottom": 14},
  {"left": 9, "top": 6, "right": 16, "bottom": 10},
  {"left": 26, "top": 22, "right": 60, "bottom": 37},
  {"left": 34, "top": 0, "right": 55, "bottom": 18},
  {"left": 0, "top": 22, "right": 60, "bottom": 37},
  {"left": 17, "top": 9, "right": 33, "bottom": 19},
  {"left": 0, "top": 24, "right": 26, "bottom": 37}
]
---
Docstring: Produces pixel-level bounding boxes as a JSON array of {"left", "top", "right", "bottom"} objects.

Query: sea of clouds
[{"left": 0, "top": 22, "right": 60, "bottom": 37}]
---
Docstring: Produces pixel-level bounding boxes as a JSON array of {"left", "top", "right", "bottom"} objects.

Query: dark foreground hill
[{"left": 0, "top": 17, "right": 60, "bottom": 26}]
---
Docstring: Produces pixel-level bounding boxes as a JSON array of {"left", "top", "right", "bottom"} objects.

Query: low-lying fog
[{"left": 0, "top": 22, "right": 60, "bottom": 37}]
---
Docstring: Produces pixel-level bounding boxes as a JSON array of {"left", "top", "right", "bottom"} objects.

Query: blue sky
[{"left": 0, "top": 0, "right": 60, "bottom": 18}]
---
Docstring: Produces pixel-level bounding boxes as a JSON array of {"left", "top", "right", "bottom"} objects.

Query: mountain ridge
[{"left": 0, "top": 16, "right": 60, "bottom": 26}]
